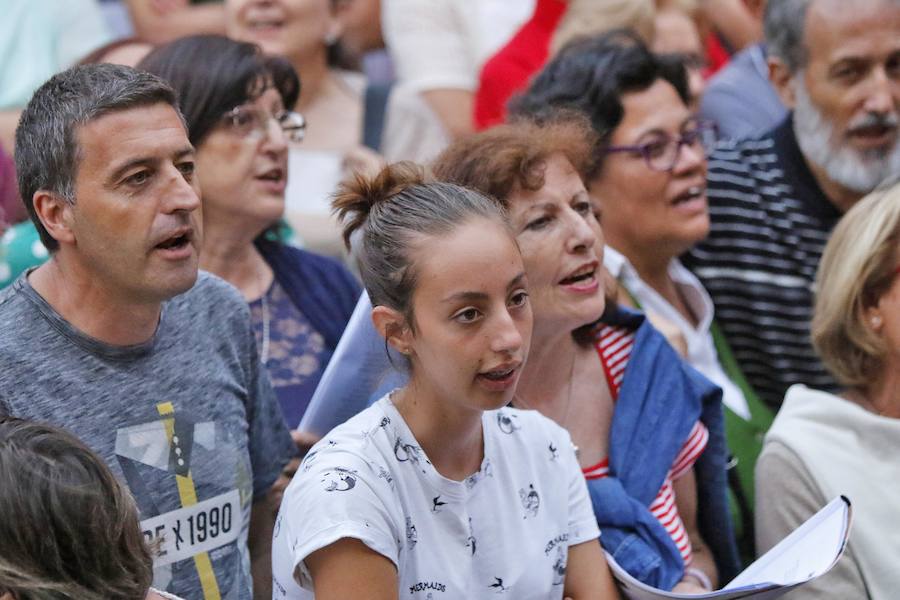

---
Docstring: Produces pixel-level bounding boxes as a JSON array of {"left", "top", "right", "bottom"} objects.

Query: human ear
[
  {"left": 768, "top": 57, "right": 797, "bottom": 109},
  {"left": 864, "top": 304, "right": 884, "bottom": 333},
  {"left": 324, "top": 11, "right": 345, "bottom": 45},
  {"left": 31, "top": 191, "right": 76, "bottom": 246},
  {"left": 371, "top": 305, "right": 413, "bottom": 355}
]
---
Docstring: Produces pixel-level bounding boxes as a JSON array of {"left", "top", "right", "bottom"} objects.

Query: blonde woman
[{"left": 755, "top": 181, "right": 900, "bottom": 599}]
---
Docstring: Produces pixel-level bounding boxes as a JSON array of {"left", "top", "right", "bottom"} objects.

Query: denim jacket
[{"left": 587, "top": 307, "right": 740, "bottom": 590}]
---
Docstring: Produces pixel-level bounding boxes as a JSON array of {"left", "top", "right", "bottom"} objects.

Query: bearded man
[{"left": 684, "top": 0, "right": 900, "bottom": 411}]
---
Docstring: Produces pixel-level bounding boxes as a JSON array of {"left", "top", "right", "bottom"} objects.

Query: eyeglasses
[
  {"left": 221, "top": 105, "right": 306, "bottom": 143},
  {"left": 604, "top": 120, "right": 718, "bottom": 172}
]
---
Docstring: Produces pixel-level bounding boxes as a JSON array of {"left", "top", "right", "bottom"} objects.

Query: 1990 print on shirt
[
  {"left": 272, "top": 396, "right": 600, "bottom": 598},
  {"left": 0, "top": 272, "right": 296, "bottom": 600}
]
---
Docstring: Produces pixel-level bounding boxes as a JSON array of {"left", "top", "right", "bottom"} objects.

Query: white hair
[{"left": 792, "top": 73, "right": 900, "bottom": 194}]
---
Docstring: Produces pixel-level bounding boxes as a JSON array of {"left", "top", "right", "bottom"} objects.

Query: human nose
[
  {"left": 671, "top": 139, "right": 705, "bottom": 175},
  {"left": 564, "top": 210, "right": 597, "bottom": 254},
  {"left": 489, "top": 307, "right": 526, "bottom": 356},
  {"left": 862, "top": 66, "right": 898, "bottom": 115},
  {"left": 262, "top": 118, "right": 289, "bottom": 153},
  {"left": 162, "top": 165, "right": 201, "bottom": 214}
]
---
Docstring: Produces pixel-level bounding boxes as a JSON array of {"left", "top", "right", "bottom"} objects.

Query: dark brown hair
[
  {"left": 0, "top": 417, "right": 154, "bottom": 600},
  {"left": 432, "top": 111, "right": 598, "bottom": 206},
  {"left": 333, "top": 162, "right": 507, "bottom": 328}
]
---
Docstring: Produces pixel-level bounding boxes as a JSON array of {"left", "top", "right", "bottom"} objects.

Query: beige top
[{"left": 756, "top": 384, "right": 900, "bottom": 599}]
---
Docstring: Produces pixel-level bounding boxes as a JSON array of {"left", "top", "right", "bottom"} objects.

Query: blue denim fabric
[{"left": 590, "top": 307, "right": 740, "bottom": 589}]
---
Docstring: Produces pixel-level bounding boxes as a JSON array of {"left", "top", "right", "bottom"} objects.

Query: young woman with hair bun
[{"left": 271, "top": 162, "right": 617, "bottom": 599}]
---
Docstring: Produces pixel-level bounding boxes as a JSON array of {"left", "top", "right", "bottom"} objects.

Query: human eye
[
  {"left": 573, "top": 199, "right": 592, "bottom": 216},
  {"left": 831, "top": 60, "right": 866, "bottom": 84},
  {"left": 124, "top": 169, "right": 152, "bottom": 187},
  {"left": 642, "top": 137, "right": 670, "bottom": 159},
  {"left": 525, "top": 215, "right": 552, "bottom": 231},
  {"left": 177, "top": 160, "right": 195, "bottom": 181},
  {"left": 887, "top": 53, "right": 900, "bottom": 78},
  {"left": 452, "top": 307, "right": 482, "bottom": 324},
  {"left": 508, "top": 290, "right": 529, "bottom": 309},
  {"left": 228, "top": 108, "right": 256, "bottom": 133}
]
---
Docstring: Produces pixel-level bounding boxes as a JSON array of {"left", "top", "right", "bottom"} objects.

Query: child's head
[
  {"left": 333, "top": 162, "right": 533, "bottom": 410},
  {"left": 0, "top": 417, "right": 154, "bottom": 600}
]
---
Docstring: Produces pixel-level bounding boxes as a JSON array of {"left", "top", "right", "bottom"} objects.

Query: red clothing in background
[
  {"left": 704, "top": 32, "right": 730, "bottom": 77},
  {"left": 0, "top": 145, "right": 22, "bottom": 228},
  {"left": 474, "top": 0, "right": 567, "bottom": 130}
]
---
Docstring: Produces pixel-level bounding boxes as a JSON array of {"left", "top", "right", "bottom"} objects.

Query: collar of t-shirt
[
  {"left": 604, "top": 246, "right": 713, "bottom": 339},
  {"left": 16, "top": 268, "right": 161, "bottom": 361},
  {"left": 770, "top": 114, "right": 844, "bottom": 225},
  {"left": 378, "top": 394, "right": 497, "bottom": 501}
]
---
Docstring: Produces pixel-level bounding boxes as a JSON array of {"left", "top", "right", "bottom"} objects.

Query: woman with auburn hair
[
  {"left": 307, "top": 113, "right": 738, "bottom": 593},
  {"left": 272, "top": 162, "right": 618, "bottom": 599},
  {"left": 755, "top": 181, "right": 900, "bottom": 600},
  {"left": 0, "top": 417, "right": 184, "bottom": 600},
  {"left": 511, "top": 30, "right": 769, "bottom": 564}
]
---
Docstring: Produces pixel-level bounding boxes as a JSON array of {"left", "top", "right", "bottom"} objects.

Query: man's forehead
[
  {"left": 76, "top": 103, "right": 192, "bottom": 168},
  {"left": 806, "top": 0, "right": 900, "bottom": 59}
]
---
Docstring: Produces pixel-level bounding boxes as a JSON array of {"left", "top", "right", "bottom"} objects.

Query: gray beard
[{"left": 792, "top": 76, "right": 900, "bottom": 194}]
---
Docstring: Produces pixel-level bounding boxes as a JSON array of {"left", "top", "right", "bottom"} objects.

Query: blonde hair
[
  {"left": 812, "top": 181, "right": 900, "bottom": 388},
  {"left": 551, "top": 0, "right": 656, "bottom": 55}
]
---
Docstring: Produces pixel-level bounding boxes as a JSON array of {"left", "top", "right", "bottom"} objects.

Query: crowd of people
[{"left": 0, "top": 0, "right": 898, "bottom": 599}]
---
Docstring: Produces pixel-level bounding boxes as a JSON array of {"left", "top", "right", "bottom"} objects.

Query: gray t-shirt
[{"left": 0, "top": 271, "right": 296, "bottom": 600}]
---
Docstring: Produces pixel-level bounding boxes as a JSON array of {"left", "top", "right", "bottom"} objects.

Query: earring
[{"left": 871, "top": 315, "right": 883, "bottom": 329}]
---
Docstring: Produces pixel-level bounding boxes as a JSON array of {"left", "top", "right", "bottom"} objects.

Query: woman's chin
[{"left": 536, "top": 297, "right": 607, "bottom": 337}]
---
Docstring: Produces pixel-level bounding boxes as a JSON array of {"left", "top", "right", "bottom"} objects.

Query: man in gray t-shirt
[{"left": 0, "top": 64, "right": 295, "bottom": 600}]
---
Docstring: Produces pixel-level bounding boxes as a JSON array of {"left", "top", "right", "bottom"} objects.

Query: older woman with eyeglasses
[
  {"left": 139, "top": 35, "right": 360, "bottom": 438},
  {"left": 511, "top": 30, "right": 769, "bottom": 567}
]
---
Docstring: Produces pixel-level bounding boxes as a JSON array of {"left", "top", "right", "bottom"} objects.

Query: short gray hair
[
  {"left": 14, "top": 63, "right": 181, "bottom": 252},
  {"left": 765, "top": 0, "right": 900, "bottom": 73},
  {"left": 763, "top": 0, "right": 812, "bottom": 73}
]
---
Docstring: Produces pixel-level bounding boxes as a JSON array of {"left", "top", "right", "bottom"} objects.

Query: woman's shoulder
[{"left": 260, "top": 241, "right": 360, "bottom": 297}]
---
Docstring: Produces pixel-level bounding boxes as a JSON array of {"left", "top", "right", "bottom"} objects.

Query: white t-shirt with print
[{"left": 272, "top": 395, "right": 600, "bottom": 599}]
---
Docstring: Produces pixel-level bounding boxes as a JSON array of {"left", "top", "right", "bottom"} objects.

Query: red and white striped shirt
[{"left": 584, "top": 324, "right": 709, "bottom": 565}]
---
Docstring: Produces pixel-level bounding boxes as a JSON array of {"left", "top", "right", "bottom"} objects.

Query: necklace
[
  {"left": 514, "top": 348, "right": 579, "bottom": 456},
  {"left": 256, "top": 270, "right": 270, "bottom": 366}
]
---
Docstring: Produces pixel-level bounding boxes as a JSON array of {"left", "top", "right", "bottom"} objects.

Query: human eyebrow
[
  {"left": 442, "top": 290, "right": 489, "bottom": 304},
  {"left": 633, "top": 127, "right": 670, "bottom": 144},
  {"left": 173, "top": 146, "right": 195, "bottom": 161},
  {"left": 525, "top": 202, "right": 559, "bottom": 214},
  {"left": 506, "top": 272, "right": 527, "bottom": 292},
  {"left": 570, "top": 190, "right": 590, "bottom": 203}
]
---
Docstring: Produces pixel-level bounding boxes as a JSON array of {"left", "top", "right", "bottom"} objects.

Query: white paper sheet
[{"left": 607, "top": 496, "right": 852, "bottom": 600}]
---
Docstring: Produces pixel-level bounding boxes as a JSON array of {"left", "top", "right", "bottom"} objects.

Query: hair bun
[{"left": 332, "top": 161, "right": 431, "bottom": 250}]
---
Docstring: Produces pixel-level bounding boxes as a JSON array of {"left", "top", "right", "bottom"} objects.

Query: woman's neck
[
  {"left": 611, "top": 240, "right": 699, "bottom": 327},
  {"left": 517, "top": 325, "right": 582, "bottom": 415},
  {"left": 861, "top": 366, "right": 900, "bottom": 418},
  {"left": 393, "top": 378, "right": 485, "bottom": 482},
  {"left": 292, "top": 52, "right": 331, "bottom": 112},
  {"left": 199, "top": 222, "right": 271, "bottom": 301}
]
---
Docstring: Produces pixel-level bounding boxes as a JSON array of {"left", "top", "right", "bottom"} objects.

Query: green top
[{"left": 0, "top": 221, "right": 48, "bottom": 289}]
